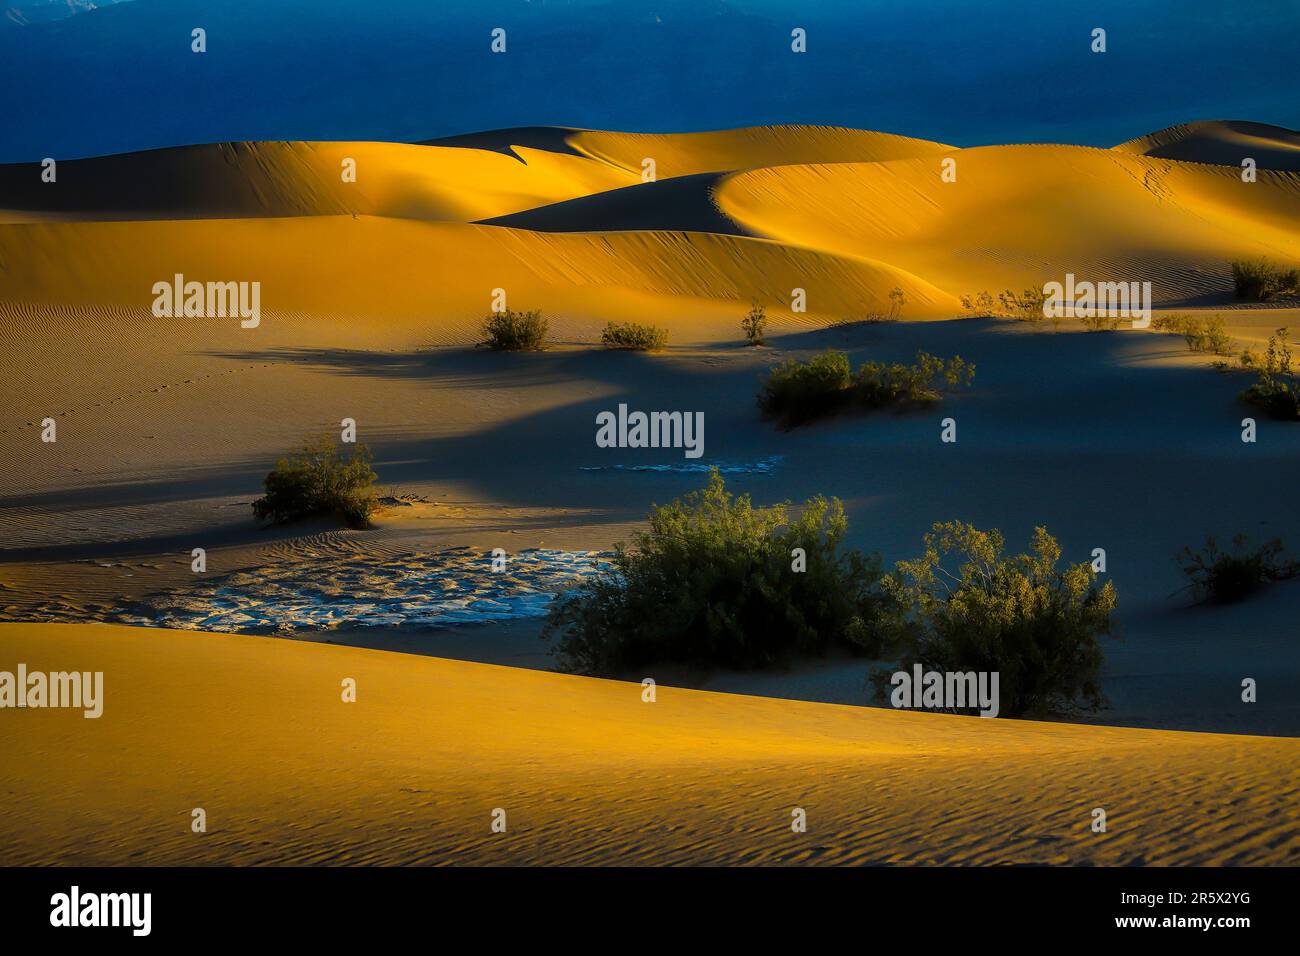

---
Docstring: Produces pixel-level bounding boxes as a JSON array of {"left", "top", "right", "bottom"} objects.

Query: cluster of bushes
[
  {"left": 1239, "top": 327, "right": 1299, "bottom": 419},
  {"left": 872, "top": 521, "right": 1116, "bottom": 717},
  {"left": 481, "top": 309, "right": 549, "bottom": 351},
  {"left": 542, "top": 469, "right": 884, "bottom": 673},
  {"left": 543, "top": 471, "right": 1117, "bottom": 718},
  {"left": 960, "top": 289, "right": 1048, "bottom": 324},
  {"left": 601, "top": 321, "right": 668, "bottom": 351},
  {"left": 1231, "top": 259, "right": 1299, "bottom": 301},
  {"left": 252, "top": 434, "right": 379, "bottom": 529},
  {"left": 1153, "top": 313, "right": 1233, "bottom": 355},
  {"left": 758, "top": 348, "right": 974, "bottom": 427},
  {"left": 1176, "top": 534, "right": 1298, "bottom": 604}
]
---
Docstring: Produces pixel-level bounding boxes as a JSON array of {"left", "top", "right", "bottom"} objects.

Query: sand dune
[
  {"left": 0, "top": 124, "right": 951, "bottom": 225},
  {"left": 1115, "top": 119, "right": 1300, "bottom": 171},
  {"left": 716, "top": 145, "right": 1300, "bottom": 302},
  {"left": 1, "top": 622, "right": 1295, "bottom": 866},
  {"left": 0, "top": 140, "right": 639, "bottom": 224},
  {"left": 566, "top": 125, "right": 954, "bottom": 176}
]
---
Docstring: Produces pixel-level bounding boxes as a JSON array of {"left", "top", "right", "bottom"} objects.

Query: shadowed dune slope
[
  {"left": 1, "top": 623, "right": 1296, "bottom": 865},
  {"left": 0, "top": 140, "right": 639, "bottom": 224},
  {"left": 1114, "top": 120, "right": 1300, "bottom": 171},
  {"left": 429, "top": 124, "right": 953, "bottom": 174},
  {"left": 478, "top": 172, "right": 753, "bottom": 235},
  {"left": 716, "top": 145, "right": 1300, "bottom": 302}
]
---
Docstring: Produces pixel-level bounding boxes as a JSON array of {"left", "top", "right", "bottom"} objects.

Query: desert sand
[
  {"left": 2, "top": 622, "right": 1297, "bottom": 866},
  {"left": 1, "top": 121, "right": 1298, "bottom": 864}
]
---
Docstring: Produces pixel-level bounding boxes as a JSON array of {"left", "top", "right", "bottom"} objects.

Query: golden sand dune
[
  {"left": 0, "top": 214, "right": 958, "bottom": 330},
  {"left": 0, "top": 140, "right": 639, "bottom": 224},
  {"left": 566, "top": 124, "right": 954, "bottom": 175},
  {"left": 0, "top": 124, "right": 950, "bottom": 226},
  {"left": 716, "top": 145, "right": 1300, "bottom": 301},
  {"left": 1, "top": 622, "right": 1295, "bottom": 865},
  {"left": 1115, "top": 119, "right": 1300, "bottom": 171}
]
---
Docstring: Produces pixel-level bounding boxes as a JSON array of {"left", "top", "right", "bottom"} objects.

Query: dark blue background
[{"left": 3, "top": 0, "right": 1297, "bottom": 161}]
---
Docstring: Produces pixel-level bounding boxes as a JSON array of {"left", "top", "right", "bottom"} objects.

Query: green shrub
[
  {"left": 959, "top": 291, "right": 997, "bottom": 317},
  {"left": 1154, "top": 313, "right": 1234, "bottom": 354},
  {"left": 600, "top": 321, "right": 668, "bottom": 351},
  {"left": 542, "top": 469, "right": 886, "bottom": 674},
  {"left": 758, "top": 349, "right": 853, "bottom": 426},
  {"left": 742, "top": 301, "right": 768, "bottom": 346},
  {"left": 1231, "top": 259, "right": 1300, "bottom": 301},
  {"left": 997, "top": 288, "right": 1048, "bottom": 324},
  {"left": 1079, "top": 311, "right": 1121, "bottom": 332},
  {"left": 869, "top": 522, "right": 1116, "bottom": 717},
  {"left": 758, "top": 349, "right": 974, "bottom": 427},
  {"left": 1239, "top": 327, "right": 1300, "bottom": 419},
  {"left": 252, "top": 434, "right": 379, "bottom": 529},
  {"left": 1176, "top": 534, "right": 1297, "bottom": 603},
  {"left": 854, "top": 351, "right": 974, "bottom": 408},
  {"left": 482, "top": 308, "right": 548, "bottom": 350},
  {"left": 960, "top": 288, "right": 1047, "bottom": 324}
]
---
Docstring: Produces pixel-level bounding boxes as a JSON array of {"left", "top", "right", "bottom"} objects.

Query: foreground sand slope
[{"left": 1, "top": 623, "right": 1296, "bottom": 865}]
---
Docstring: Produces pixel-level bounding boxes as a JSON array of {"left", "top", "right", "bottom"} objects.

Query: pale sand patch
[{"left": 0, "top": 622, "right": 1295, "bottom": 866}]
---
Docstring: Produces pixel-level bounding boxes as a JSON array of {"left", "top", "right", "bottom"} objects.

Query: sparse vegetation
[
  {"left": 601, "top": 321, "right": 668, "bottom": 351},
  {"left": 1176, "top": 534, "right": 1298, "bottom": 604},
  {"left": 960, "top": 288, "right": 1048, "bottom": 325},
  {"left": 252, "top": 434, "right": 379, "bottom": 529},
  {"left": 757, "top": 349, "right": 854, "bottom": 426},
  {"left": 542, "top": 469, "right": 886, "bottom": 673},
  {"left": 742, "top": 301, "right": 768, "bottom": 346},
  {"left": 838, "top": 287, "right": 909, "bottom": 325},
  {"left": 1239, "top": 327, "right": 1299, "bottom": 419},
  {"left": 868, "top": 522, "right": 1117, "bottom": 717},
  {"left": 758, "top": 348, "right": 974, "bottom": 427},
  {"left": 1231, "top": 258, "right": 1299, "bottom": 301},
  {"left": 481, "top": 308, "right": 548, "bottom": 350},
  {"left": 1153, "top": 313, "right": 1234, "bottom": 355}
]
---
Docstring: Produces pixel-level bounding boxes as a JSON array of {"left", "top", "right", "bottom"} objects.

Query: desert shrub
[
  {"left": 758, "top": 349, "right": 973, "bottom": 427},
  {"left": 1154, "top": 313, "right": 1234, "bottom": 355},
  {"left": 252, "top": 434, "right": 379, "bottom": 529},
  {"left": 839, "top": 287, "right": 908, "bottom": 325},
  {"left": 959, "top": 288, "right": 1047, "bottom": 325},
  {"left": 1176, "top": 535, "right": 1297, "bottom": 603},
  {"left": 742, "top": 301, "right": 768, "bottom": 346},
  {"left": 542, "top": 469, "right": 886, "bottom": 674},
  {"left": 854, "top": 351, "right": 974, "bottom": 408},
  {"left": 959, "top": 291, "right": 997, "bottom": 317},
  {"left": 1203, "top": 316, "right": 1233, "bottom": 355},
  {"left": 482, "top": 308, "right": 548, "bottom": 350},
  {"left": 758, "top": 349, "right": 853, "bottom": 425},
  {"left": 886, "top": 287, "right": 907, "bottom": 321},
  {"left": 1079, "top": 311, "right": 1121, "bottom": 332},
  {"left": 868, "top": 522, "right": 1116, "bottom": 717},
  {"left": 1231, "top": 259, "right": 1299, "bottom": 301},
  {"left": 998, "top": 288, "right": 1048, "bottom": 324},
  {"left": 601, "top": 321, "right": 667, "bottom": 351},
  {"left": 1239, "top": 327, "right": 1300, "bottom": 419}
]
